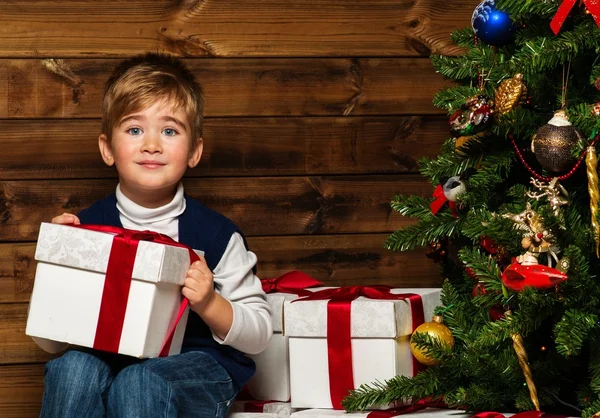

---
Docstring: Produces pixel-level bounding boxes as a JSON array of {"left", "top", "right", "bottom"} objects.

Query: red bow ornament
[
  {"left": 550, "top": 0, "right": 600, "bottom": 34},
  {"left": 431, "top": 184, "right": 458, "bottom": 218}
]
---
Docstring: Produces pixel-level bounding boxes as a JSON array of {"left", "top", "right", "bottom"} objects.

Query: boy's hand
[
  {"left": 183, "top": 257, "right": 216, "bottom": 315},
  {"left": 52, "top": 213, "right": 81, "bottom": 225}
]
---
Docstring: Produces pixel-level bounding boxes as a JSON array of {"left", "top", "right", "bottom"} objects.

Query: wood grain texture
[
  {"left": 0, "top": 304, "right": 54, "bottom": 364},
  {"left": 0, "top": 176, "right": 431, "bottom": 241},
  {"left": 0, "top": 58, "right": 451, "bottom": 118},
  {"left": 0, "top": 0, "right": 472, "bottom": 57},
  {"left": 0, "top": 235, "right": 440, "bottom": 304},
  {"left": 0, "top": 116, "right": 447, "bottom": 179},
  {"left": 0, "top": 364, "right": 44, "bottom": 418}
]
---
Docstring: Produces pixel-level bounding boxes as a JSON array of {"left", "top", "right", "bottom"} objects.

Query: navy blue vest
[{"left": 78, "top": 193, "right": 255, "bottom": 389}]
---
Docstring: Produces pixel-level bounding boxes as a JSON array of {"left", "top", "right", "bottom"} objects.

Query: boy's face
[{"left": 98, "top": 100, "right": 202, "bottom": 207}]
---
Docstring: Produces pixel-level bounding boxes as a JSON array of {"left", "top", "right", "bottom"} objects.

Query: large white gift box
[
  {"left": 26, "top": 222, "right": 197, "bottom": 358},
  {"left": 283, "top": 287, "right": 442, "bottom": 409},
  {"left": 228, "top": 401, "right": 297, "bottom": 418},
  {"left": 247, "top": 273, "right": 325, "bottom": 401},
  {"left": 247, "top": 292, "right": 297, "bottom": 401}
]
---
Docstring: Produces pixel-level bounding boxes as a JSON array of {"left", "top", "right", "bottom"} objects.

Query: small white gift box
[
  {"left": 283, "top": 287, "right": 442, "bottom": 409},
  {"left": 26, "top": 222, "right": 197, "bottom": 358},
  {"left": 228, "top": 401, "right": 297, "bottom": 418},
  {"left": 290, "top": 408, "right": 470, "bottom": 418}
]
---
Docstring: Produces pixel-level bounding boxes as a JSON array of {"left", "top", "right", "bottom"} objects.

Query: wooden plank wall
[{"left": 0, "top": 1, "right": 473, "bottom": 415}]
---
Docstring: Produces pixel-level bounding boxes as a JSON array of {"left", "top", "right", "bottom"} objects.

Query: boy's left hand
[{"left": 182, "top": 257, "right": 216, "bottom": 315}]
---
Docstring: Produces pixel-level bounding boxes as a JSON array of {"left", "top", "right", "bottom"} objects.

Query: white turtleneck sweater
[{"left": 116, "top": 183, "right": 272, "bottom": 355}]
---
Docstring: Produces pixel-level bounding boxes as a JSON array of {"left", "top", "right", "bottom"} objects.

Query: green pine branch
[
  {"left": 341, "top": 367, "right": 445, "bottom": 412},
  {"left": 554, "top": 309, "right": 598, "bottom": 357}
]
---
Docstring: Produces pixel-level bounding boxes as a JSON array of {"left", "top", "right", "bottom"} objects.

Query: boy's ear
[
  {"left": 188, "top": 137, "right": 203, "bottom": 168},
  {"left": 98, "top": 134, "right": 115, "bottom": 166}
]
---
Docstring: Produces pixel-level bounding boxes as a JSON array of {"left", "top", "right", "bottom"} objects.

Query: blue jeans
[{"left": 40, "top": 349, "right": 238, "bottom": 418}]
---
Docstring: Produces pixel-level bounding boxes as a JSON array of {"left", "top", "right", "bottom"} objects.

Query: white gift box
[
  {"left": 26, "top": 222, "right": 198, "bottom": 358},
  {"left": 248, "top": 288, "right": 326, "bottom": 401},
  {"left": 290, "top": 408, "right": 470, "bottom": 418},
  {"left": 228, "top": 401, "right": 297, "bottom": 418},
  {"left": 283, "top": 288, "right": 442, "bottom": 409}
]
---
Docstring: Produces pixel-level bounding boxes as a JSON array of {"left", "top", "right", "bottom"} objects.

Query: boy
[{"left": 39, "top": 53, "right": 273, "bottom": 418}]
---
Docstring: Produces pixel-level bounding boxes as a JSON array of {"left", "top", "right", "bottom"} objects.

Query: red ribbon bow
[
  {"left": 431, "top": 184, "right": 457, "bottom": 218},
  {"left": 260, "top": 271, "right": 323, "bottom": 296},
  {"left": 294, "top": 286, "right": 426, "bottom": 410},
  {"left": 74, "top": 224, "right": 199, "bottom": 357},
  {"left": 550, "top": 0, "right": 600, "bottom": 34}
]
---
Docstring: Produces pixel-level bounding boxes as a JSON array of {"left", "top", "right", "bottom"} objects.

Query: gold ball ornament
[
  {"left": 531, "top": 110, "right": 583, "bottom": 173},
  {"left": 410, "top": 315, "right": 454, "bottom": 366},
  {"left": 495, "top": 73, "right": 527, "bottom": 114}
]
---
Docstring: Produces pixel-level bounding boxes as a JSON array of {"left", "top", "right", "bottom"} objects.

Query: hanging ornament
[
  {"left": 501, "top": 200, "right": 570, "bottom": 291},
  {"left": 501, "top": 263, "right": 568, "bottom": 291},
  {"left": 506, "top": 310, "right": 541, "bottom": 411},
  {"left": 472, "top": 281, "right": 487, "bottom": 297},
  {"left": 471, "top": 0, "right": 516, "bottom": 46},
  {"left": 465, "top": 266, "right": 478, "bottom": 280},
  {"left": 489, "top": 305, "right": 505, "bottom": 321},
  {"left": 410, "top": 315, "right": 455, "bottom": 366},
  {"left": 425, "top": 238, "right": 448, "bottom": 263},
  {"left": 592, "top": 102, "right": 600, "bottom": 116},
  {"left": 449, "top": 95, "right": 494, "bottom": 138},
  {"left": 431, "top": 176, "right": 465, "bottom": 217},
  {"left": 531, "top": 110, "right": 584, "bottom": 173},
  {"left": 495, "top": 74, "right": 527, "bottom": 114},
  {"left": 586, "top": 144, "right": 600, "bottom": 257},
  {"left": 455, "top": 131, "right": 486, "bottom": 151},
  {"left": 479, "top": 235, "right": 499, "bottom": 254},
  {"left": 525, "top": 177, "right": 569, "bottom": 221}
]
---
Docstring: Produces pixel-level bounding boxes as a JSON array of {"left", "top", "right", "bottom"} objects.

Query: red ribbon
[
  {"left": 242, "top": 400, "right": 276, "bottom": 412},
  {"left": 261, "top": 271, "right": 323, "bottom": 296},
  {"left": 472, "top": 412, "right": 567, "bottom": 418},
  {"left": 431, "top": 185, "right": 457, "bottom": 218},
  {"left": 550, "top": 0, "right": 600, "bottom": 35},
  {"left": 73, "top": 224, "right": 199, "bottom": 357},
  {"left": 294, "top": 286, "right": 426, "bottom": 410},
  {"left": 366, "top": 398, "right": 445, "bottom": 417}
]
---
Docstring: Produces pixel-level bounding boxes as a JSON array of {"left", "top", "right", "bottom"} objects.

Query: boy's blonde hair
[{"left": 101, "top": 53, "right": 204, "bottom": 146}]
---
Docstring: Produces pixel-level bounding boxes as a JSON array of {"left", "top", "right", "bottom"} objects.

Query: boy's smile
[{"left": 98, "top": 99, "right": 202, "bottom": 208}]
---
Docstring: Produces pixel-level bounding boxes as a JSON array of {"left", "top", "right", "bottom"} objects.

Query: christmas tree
[{"left": 342, "top": 0, "right": 600, "bottom": 416}]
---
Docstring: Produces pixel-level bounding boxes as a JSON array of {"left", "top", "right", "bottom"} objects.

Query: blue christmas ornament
[{"left": 471, "top": 0, "right": 516, "bottom": 46}]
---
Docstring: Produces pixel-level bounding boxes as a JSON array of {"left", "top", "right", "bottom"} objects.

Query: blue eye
[
  {"left": 163, "top": 128, "right": 177, "bottom": 136},
  {"left": 127, "top": 127, "right": 142, "bottom": 135}
]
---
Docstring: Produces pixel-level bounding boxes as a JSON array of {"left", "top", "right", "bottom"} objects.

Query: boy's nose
[{"left": 142, "top": 134, "right": 162, "bottom": 153}]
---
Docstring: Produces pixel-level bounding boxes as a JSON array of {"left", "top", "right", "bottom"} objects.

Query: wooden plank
[
  {"left": 0, "top": 364, "right": 44, "bottom": 418},
  {"left": 0, "top": 175, "right": 430, "bottom": 241},
  {"left": 0, "top": 234, "right": 441, "bottom": 304},
  {"left": 0, "top": 0, "right": 472, "bottom": 57},
  {"left": 0, "top": 116, "right": 447, "bottom": 179},
  {"left": 0, "top": 58, "right": 451, "bottom": 118},
  {"left": 0, "top": 304, "right": 54, "bottom": 365}
]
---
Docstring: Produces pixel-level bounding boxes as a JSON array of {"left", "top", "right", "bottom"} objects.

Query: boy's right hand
[{"left": 52, "top": 213, "right": 81, "bottom": 225}]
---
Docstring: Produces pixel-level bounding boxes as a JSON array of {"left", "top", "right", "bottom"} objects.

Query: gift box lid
[
  {"left": 266, "top": 287, "right": 331, "bottom": 333},
  {"left": 283, "top": 287, "right": 441, "bottom": 338},
  {"left": 35, "top": 223, "right": 195, "bottom": 285}
]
